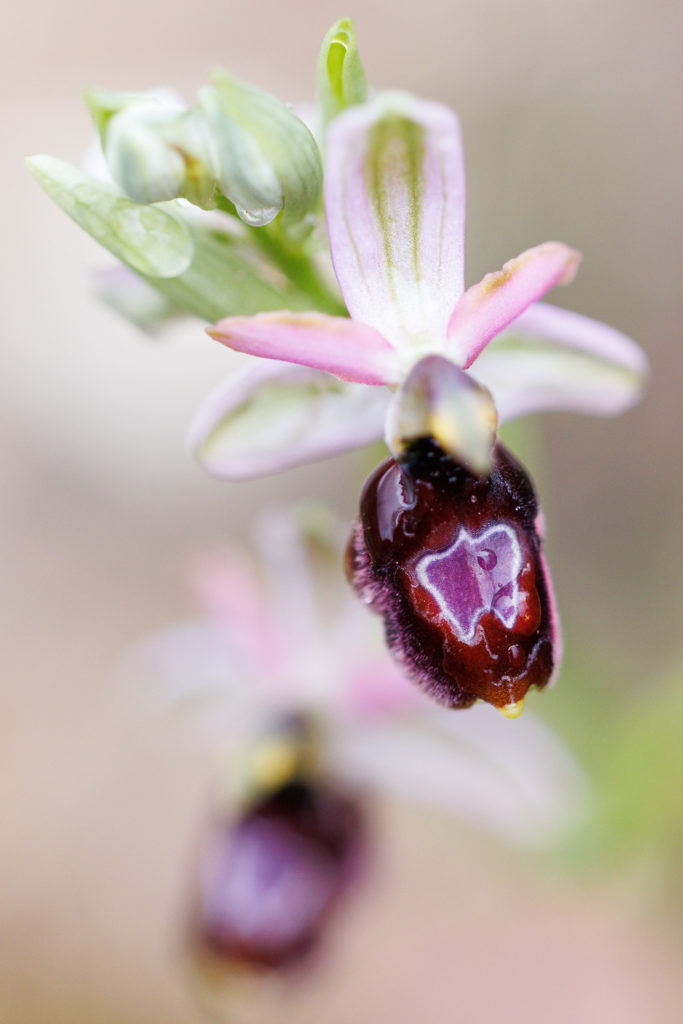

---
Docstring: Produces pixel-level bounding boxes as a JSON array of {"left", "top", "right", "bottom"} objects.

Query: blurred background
[{"left": 2, "top": 0, "right": 682, "bottom": 1021}]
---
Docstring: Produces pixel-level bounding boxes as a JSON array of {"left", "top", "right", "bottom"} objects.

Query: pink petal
[
  {"left": 188, "top": 360, "right": 389, "bottom": 479},
  {"left": 325, "top": 93, "right": 466, "bottom": 353},
  {"left": 252, "top": 509, "right": 322, "bottom": 666},
  {"left": 470, "top": 302, "right": 648, "bottom": 421},
  {"left": 447, "top": 242, "right": 581, "bottom": 367},
  {"left": 190, "top": 552, "right": 286, "bottom": 675},
  {"left": 208, "top": 310, "right": 399, "bottom": 385},
  {"left": 341, "top": 655, "right": 421, "bottom": 720}
]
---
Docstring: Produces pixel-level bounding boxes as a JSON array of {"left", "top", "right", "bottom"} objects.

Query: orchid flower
[
  {"left": 194, "top": 90, "right": 647, "bottom": 480},
  {"left": 27, "top": 25, "right": 648, "bottom": 722},
  {"left": 120, "top": 509, "right": 586, "bottom": 1003}
]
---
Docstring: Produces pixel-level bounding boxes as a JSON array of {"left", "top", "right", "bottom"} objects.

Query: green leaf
[
  {"left": 145, "top": 221, "right": 328, "bottom": 322},
  {"left": 316, "top": 17, "right": 368, "bottom": 128},
  {"left": 26, "top": 155, "right": 193, "bottom": 278}
]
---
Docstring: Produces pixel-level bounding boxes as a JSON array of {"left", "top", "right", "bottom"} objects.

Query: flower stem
[{"left": 215, "top": 194, "right": 347, "bottom": 317}]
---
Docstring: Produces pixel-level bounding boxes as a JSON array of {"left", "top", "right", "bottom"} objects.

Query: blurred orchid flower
[
  {"left": 122, "top": 509, "right": 586, "bottom": 1008},
  {"left": 188, "top": 710, "right": 366, "bottom": 1010},
  {"left": 194, "top": 91, "right": 647, "bottom": 479},
  {"left": 120, "top": 508, "right": 587, "bottom": 849}
]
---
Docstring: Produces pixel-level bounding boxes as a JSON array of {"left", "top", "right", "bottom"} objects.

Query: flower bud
[
  {"left": 198, "top": 74, "right": 323, "bottom": 228},
  {"left": 26, "top": 155, "right": 194, "bottom": 278},
  {"left": 86, "top": 90, "right": 217, "bottom": 208},
  {"left": 346, "top": 441, "right": 559, "bottom": 716},
  {"left": 316, "top": 17, "right": 368, "bottom": 129}
]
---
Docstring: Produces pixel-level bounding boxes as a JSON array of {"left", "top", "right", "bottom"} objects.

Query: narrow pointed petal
[
  {"left": 189, "top": 361, "right": 389, "bottom": 479},
  {"left": 208, "top": 311, "right": 399, "bottom": 385},
  {"left": 325, "top": 92, "right": 466, "bottom": 352},
  {"left": 470, "top": 302, "right": 649, "bottom": 421},
  {"left": 385, "top": 354, "right": 498, "bottom": 475},
  {"left": 447, "top": 242, "right": 581, "bottom": 367}
]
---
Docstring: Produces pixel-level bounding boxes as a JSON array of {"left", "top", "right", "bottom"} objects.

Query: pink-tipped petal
[
  {"left": 470, "top": 302, "right": 648, "bottom": 421},
  {"left": 447, "top": 242, "right": 581, "bottom": 367},
  {"left": 325, "top": 93, "right": 466, "bottom": 353},
  {"left": 189, "top": 361, "right": 389, "bottom": 479},
  {"left": 208, "top": 311, "right": 399, "bottom": 385}
]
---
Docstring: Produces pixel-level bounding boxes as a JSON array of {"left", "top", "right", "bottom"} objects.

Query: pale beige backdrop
[{"left": 2, "top": 1, "right": 682, "bottom": 1022}]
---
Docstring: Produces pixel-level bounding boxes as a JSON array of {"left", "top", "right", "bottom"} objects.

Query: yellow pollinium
[
  {"left": 429, "top": 410, "right": 461, "bottom": 456},
  {"left": 498, "top": 699, "right": 525, "bottom": 719},
  {"left": 249, "top": 739, "right": 300, "bottom": 792}
]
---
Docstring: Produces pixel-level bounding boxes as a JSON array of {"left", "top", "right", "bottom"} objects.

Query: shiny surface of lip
[{"left": 347, "top": 440, "right": 557, "bottom": 711}]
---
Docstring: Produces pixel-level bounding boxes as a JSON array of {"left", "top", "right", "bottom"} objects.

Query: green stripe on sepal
[
  {"left": 316, "top": 17, "right": 368, "bottom": 128},
  {"left": 26, "top": 155, "right": 193, "bottom": 279},
  {"left": 367, "top": 110, "right": 424, "bottom": 283}
]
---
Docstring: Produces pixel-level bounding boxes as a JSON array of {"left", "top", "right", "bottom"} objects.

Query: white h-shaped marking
[{"left": 415, "top": 524, "right": 522, "bottom": 644}]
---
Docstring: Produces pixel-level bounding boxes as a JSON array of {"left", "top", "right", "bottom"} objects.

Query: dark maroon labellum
[
  {"left": 346, "top": 440, "right": 558, "bottom": 712},
  {"left": 191, "top": 778, "right": 364, "bottom": 973}
]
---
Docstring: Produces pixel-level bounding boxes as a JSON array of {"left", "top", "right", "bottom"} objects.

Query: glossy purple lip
[{"left": 346, "top": 440, "right": 559, "bottom": 710}]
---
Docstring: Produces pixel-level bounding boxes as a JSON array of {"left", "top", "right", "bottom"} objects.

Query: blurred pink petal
[
  {"left": 333, "top": 702, "right": 588, "bottom": 847},
  {"left": 341, "top": 656, "right": 421, "bottom": 719},
  {"left": 116, "top": 620, "right": 260, "bottom": 744},
  {"left": 192, "top": 550, "right": 286, "bottom": 676}
]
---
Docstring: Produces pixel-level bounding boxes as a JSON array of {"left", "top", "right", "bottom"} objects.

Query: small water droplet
[
  {"left": 508, "top": 644, "right": 524, "bottom": 667},
  {"left": 477, "top": 548, "right": 497, "bottom": 571},
  {"left": 235, "top": 202, "right": 281, "bottom": 227}
]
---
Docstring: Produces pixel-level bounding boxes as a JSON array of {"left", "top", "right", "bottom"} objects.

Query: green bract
[
  {"left": 86, "top": 91, "right": 217, "bottom": 209},
  {"left": 26, "top": 155, "right": 194, "bottom": 278},
  {"left": 147, "top": 221, "right": 330, "bottom": 323},
  {"left": 85, "top": 89, "right": 151, "bottom": 140},
  {"left": 316, "top": 17, "right": 367, "bottom": 129},
  {"left": 199, "top": 74, "right": 322, "bottom": 228}
]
